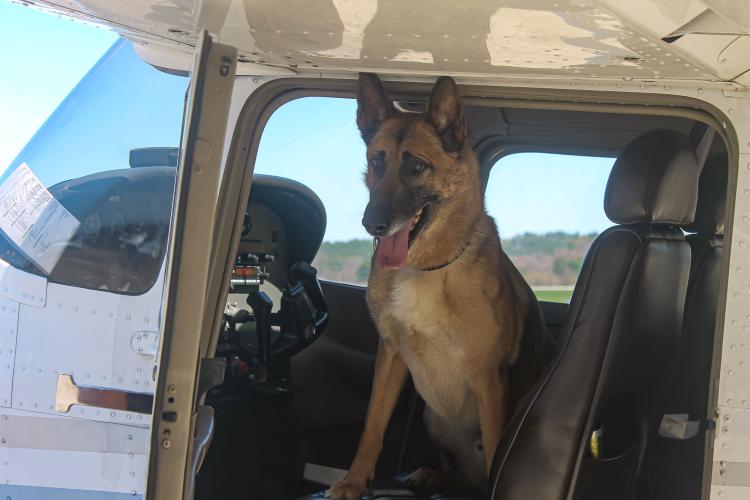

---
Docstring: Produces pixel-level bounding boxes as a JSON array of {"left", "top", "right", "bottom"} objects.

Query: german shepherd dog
[{"left": 327, "top": 74, "right": 554, "bottom": 499}]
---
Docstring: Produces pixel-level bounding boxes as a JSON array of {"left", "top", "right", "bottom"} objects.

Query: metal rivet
[
  {"left": 168, "top": 385, "right": 176, "bottom": 393},
  {"left": 162, "top": 439, "right": 171, "bottom": 449}
]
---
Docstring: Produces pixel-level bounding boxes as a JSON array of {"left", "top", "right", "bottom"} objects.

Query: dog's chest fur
[{"left": 384, "top": 268, "right": 479, "bottom": 427}]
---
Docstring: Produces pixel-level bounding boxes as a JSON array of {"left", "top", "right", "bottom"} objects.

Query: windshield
[{"left": 1, "top": 39, "right": 187, "bottom": 294}]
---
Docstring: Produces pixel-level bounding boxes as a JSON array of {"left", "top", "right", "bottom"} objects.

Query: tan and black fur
[{"left": 327, "top": 74, "right": 554, "bottom": 500}]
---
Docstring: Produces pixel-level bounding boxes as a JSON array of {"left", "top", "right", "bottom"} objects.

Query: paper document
[{"left": 0, "top": 163, "right": 80, "bottom": 273}]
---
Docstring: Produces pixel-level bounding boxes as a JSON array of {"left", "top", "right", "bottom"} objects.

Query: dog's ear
[
  {"left": 427, "top": 77, "right": 467, "bottom": 152},
  {"left": 357, "top": 73, "right": 393, "bottom": 144}
]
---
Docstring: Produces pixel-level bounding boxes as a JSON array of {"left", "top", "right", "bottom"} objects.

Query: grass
[{"left": 533, "top": 289, "right": 573, "bottom": 303}]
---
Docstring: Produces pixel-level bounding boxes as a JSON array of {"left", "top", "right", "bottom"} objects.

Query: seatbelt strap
[{"left": 694, "top": 125, "right": 716, "bottom": 172}]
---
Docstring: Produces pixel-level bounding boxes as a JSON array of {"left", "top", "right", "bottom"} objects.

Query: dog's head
[{"left": 357, "top": 73, "right": 479, "bottom": 270}]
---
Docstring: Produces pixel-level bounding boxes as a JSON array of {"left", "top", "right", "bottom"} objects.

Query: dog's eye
[
  {"left": 410, "top": 158, "right": 427, "bottom": 174},
  {"left": 369, "top": 153, "right": 385, "bottom": 176}
]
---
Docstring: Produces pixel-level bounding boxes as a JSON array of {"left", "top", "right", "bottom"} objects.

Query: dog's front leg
[
  {"left": 327, "top": 337, "right": 408, "bottom": 500},
  {"left": 470, "top": 367, "right": 508, "bottom": 473}
]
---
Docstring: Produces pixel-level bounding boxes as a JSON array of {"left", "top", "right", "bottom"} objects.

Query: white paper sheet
[{"left": 0, "top": 163, "right": 80, "bottom": 273}]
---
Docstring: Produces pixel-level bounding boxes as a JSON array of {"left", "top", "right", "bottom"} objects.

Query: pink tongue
[{"left": 376, "top": 225, "right": 410, "bottom": 269}]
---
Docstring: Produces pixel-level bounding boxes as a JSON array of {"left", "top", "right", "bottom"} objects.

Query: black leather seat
[
  {"left": 648, "top": 151, "right": 727, "bottom": 500},
  {"left": 487, "top": 129, "right": 701, "bottom": 500}
]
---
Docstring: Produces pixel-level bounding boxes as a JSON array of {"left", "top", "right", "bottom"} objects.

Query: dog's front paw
[{"left": 325, "top": 475, "right": 367, "bottom": 500}]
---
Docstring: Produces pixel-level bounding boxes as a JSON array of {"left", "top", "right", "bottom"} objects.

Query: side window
[
  {"left": 485, "top": 153, "right": 615, "bottom": 302},
  {"left": 255, "top": 97, "right": 372, "bottom": 284}
]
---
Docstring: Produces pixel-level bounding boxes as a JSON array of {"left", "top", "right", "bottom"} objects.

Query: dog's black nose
[
  {"left": 362, "top": 205, "right": 390, "bottom": 237},
  {"left": 364, "top": 222, "right": 388, "bottom": 236}
]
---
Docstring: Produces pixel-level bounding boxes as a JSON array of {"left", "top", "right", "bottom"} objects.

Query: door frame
[{"left": 145, "top": 30, "right": 237, "bottom": 500}]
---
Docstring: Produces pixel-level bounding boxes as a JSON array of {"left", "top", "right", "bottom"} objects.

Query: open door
[
  {"left": 145, "top": 30, "right": 237, "bottom": 500},
  {"left": 0, "top": 31, "right": 235, "bottom": 500}
]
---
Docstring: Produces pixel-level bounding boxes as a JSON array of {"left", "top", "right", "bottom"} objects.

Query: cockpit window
[
  {"left": 255, "top": 99, "right": 617, "bottom": 292},
  {"left": 486, "top": 152, "right": 615, "bottom": 302},
  {"left": 1, "top": 39, "right": 187, "bottom": 295},
  {"left": 255, "top": 97, "right": 372, "bottom": 284}
]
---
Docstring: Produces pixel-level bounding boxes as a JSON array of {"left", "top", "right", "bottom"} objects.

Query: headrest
[
  {"left": 685, "top": 152, "right": 728, "bottom": 235},
  {"left": 604, "top": 129, "right": 700, "bottom": 225}
]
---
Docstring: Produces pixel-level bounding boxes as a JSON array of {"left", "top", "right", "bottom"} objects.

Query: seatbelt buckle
[{"left": 658, "top": 413, "right": 700, "bottom": 440}]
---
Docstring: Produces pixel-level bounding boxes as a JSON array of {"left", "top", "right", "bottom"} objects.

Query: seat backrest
[{"left": 488, "top": 130, "right": 701, "bottom": 500}]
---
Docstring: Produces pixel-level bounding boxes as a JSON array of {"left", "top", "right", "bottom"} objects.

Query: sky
[
  {"left": 0, "top": 1, "right": 117, "bottom": 169},
  {"left": 1, "top": 0, "right": 614, "bottom": 243}
]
